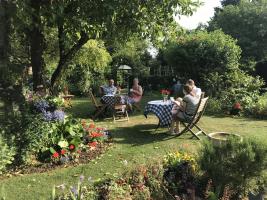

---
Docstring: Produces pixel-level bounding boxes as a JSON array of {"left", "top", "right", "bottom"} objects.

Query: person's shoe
[
  {"left": 174, "top": 128, "right": 180, "bottom": 134},
  {"left": 169, "top": 130, "right": 178, "bottom": 135}
]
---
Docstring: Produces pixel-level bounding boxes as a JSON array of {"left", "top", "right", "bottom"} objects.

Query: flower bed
[
  {"left": 52, "top": 137, "right": 267, "bottom": 200},
  {"left": 1, "top": 119, "right": 112, "bottom": 177},
  {"left": 0, "top": 93, "right": 113, "bottom": 176}
]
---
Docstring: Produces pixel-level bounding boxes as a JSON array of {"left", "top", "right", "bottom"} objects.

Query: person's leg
[
  {"left": 174, "top": 120, "right": 180, "bottom": 133},
  {"left": 170, "top": 112, "right": 178, "bottom": 134},
  {"left": 175, "top": 111, "right": 186, "bottom": 133},
  {"left": 170, "top": 120, "right": 175, "bottom": 133}
]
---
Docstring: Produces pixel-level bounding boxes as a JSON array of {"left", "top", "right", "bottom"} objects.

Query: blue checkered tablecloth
[
  {"left": 144, "top": 100, "right": 173, "bottom": 126},
  {"left": 101, "top": 95, "right": 129, "bottom": 108}
]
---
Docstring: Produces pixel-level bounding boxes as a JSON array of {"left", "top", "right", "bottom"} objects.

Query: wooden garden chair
[
  {"left": 176, "top": 96, "right": 209, "bottom": 140},
  {"left": 113, "top": 95, "right": 129, "bottom": 122},
  {"left": 88, "top": 89, "right": 107, "bottom": 120}
]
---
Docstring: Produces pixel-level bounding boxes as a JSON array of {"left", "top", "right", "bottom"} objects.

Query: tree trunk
[
  {"left": 50, "top": 30, "right": 89, "bottom": 89},
  {"left": 0, "top": 0, "right": 9, "bottom": 82},
  {"left": 29, "top": 0, "right": 45, "bottom": 91},
  {"left": 0, "top": 0, "right": 14, "bottom": 119}
]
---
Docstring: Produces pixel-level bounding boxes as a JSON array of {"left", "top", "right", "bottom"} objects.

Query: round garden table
[{"left": 144, "top": 100, "right": 173, "bottom": 127}]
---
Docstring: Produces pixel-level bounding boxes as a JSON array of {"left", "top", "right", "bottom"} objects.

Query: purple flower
[
  {"left": 43, "top": 110, "right": 65, "bottom": 121},
  {"left": 60, "top": 156, "right": 69, "bottom": 164},
  {"left": 34, "top": 100, "right": 50, "bottom": 112},
  {"left": 79, "top": 175, "right": 85, "bottom": 182},
  {"left": 70, "top": 186, "right": 78, "bottom": 197},
  {"left": 53, "top": 110, "right": 65, "bottom": 121},
  {"left": 43, "top": 111, "right": 53, "bottom": 121}
]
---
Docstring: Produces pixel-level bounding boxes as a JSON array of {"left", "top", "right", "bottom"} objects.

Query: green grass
[{"left": 0, "top": 94, "right": 267, "bottom": 200}]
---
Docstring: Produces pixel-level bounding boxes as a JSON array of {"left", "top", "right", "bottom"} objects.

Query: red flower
[
  {"left": 161, "top": 89, "right": 170, "bottom": 95},
  {"left": 89, "top": 123, "right": 95, "bottom": 129},
  {"left": 96, "top": 127, "right": 103, "bottom": 132},
  {"left": 69, "top": 144, "right": 75, "bottom": 150},
  {"left": 60, "top": 149, "right": 66, "bottom": 155},
  {"left": 89, "top": 141, "right": 98, "bottom": 147},
  {"left": 52, "top": 152, "right": 59, "bottom": 158},
  {"left": 90, "top": 132, "right": 103, "bottom": 138}
]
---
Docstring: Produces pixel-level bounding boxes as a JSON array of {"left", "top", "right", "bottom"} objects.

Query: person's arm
[
  {"left": 132, "top": 86, "right": 143, "bottom": 96},
  {"left": 113, "top": 87, "right": 117, "bottom": 95},
  {"left": 180, "top": 96, "right": 189, "bottom": 112},
  {"left": 172, "top": 100, "right": 181, "bottom": 107}
]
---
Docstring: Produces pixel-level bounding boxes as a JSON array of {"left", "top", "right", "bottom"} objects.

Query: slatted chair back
[
  {"left": 191, "top": 97, "right": 209, "bottom": 124},
  {"left": 113, "top": 95, "right": 129, "bottom": 122},
  {"left": 177, "top": 96, "right": 209, "bottom": 139},
  {"left": 113, "top": 95, "right": 123, "bottom": 108},
  {"left": 114, "top": 95, "right": 122, "bottom": 104},
  {"left": 88, "top": 89, "right": 100, "bottom": 108}
]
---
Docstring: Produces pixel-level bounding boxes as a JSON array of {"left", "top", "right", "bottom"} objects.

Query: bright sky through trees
[{"left": 177, "top": 0, "right": 221, "bottom": 29}]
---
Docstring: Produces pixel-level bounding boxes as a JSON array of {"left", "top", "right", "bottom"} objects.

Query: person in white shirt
[
  {"left": 100, "top": 79, "right": 117, "bottom": 96},
  {"left": 186, "top": 79, "right": 202, "bottom": 99}
]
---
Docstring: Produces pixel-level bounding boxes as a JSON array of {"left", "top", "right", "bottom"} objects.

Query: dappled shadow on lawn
[{"left": 112, "top": 123, "right": 193, "bottom": 146}]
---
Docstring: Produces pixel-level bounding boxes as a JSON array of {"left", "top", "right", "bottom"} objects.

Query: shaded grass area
[{"left": 0, "top": 95, "right": 266, "bottom": 199}]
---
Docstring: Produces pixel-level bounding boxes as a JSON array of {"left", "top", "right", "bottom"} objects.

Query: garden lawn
[{"left": 0, "top": 94, "right": 267, "bottom": 200}]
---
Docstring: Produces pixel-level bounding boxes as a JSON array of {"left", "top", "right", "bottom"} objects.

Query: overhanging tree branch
[{"left": 50, "top": 31, "right": 89, "bottom": 88}]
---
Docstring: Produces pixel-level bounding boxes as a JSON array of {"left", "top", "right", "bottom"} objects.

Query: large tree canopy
[
  {"left": 163, "top": 30, "right": 264, "bottom": 108},
  {"left": 209, "top": 0, "right": 267, "bottom": 62},
  {"left": 164, "top": 30, "right": 241, "bottom": 81},
  {"left": 11, "top": 0, "right": 200, "bottom": 90}
]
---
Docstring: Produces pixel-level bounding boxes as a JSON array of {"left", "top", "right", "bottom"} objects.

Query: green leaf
[{"left": 49, "top": 147, "right": 56, "bottom": 154}]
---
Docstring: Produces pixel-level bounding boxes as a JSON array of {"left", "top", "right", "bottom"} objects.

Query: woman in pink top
[{"left": 129, "top": 78, "right": 143, "bottom": 104}]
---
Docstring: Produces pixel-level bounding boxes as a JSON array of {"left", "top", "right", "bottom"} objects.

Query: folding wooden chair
[
  {"left": 113, "top": 96, "right": 129, "bottom": 122},
  {"left": 88, "top": 89, "right": 107, "bottom": 120},
  {"left": 176, "top": 97, "right": 209, "bottom": 140}
]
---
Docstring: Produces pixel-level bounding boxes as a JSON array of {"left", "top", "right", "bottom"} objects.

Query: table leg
[{"left": 154, "top": 121, "right": 160, "bottom": 133}]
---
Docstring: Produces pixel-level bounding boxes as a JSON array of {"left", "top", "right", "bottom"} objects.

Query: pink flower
[{"left": 69, "top": 144, "right": 75, "bottom": 150}]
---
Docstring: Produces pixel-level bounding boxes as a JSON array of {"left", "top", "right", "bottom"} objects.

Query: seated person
[
  {"left": 170, "top": 84, "right": 199, "bottom": 135},
  {"left": 100, "top": 79, "right": 117, "bottom": 96},
  {"left": 186, "top": 79, "right": 202, "bottom": 99},
  {"left": 128, "top": 78, "right": 143, "bottom": 104}
]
